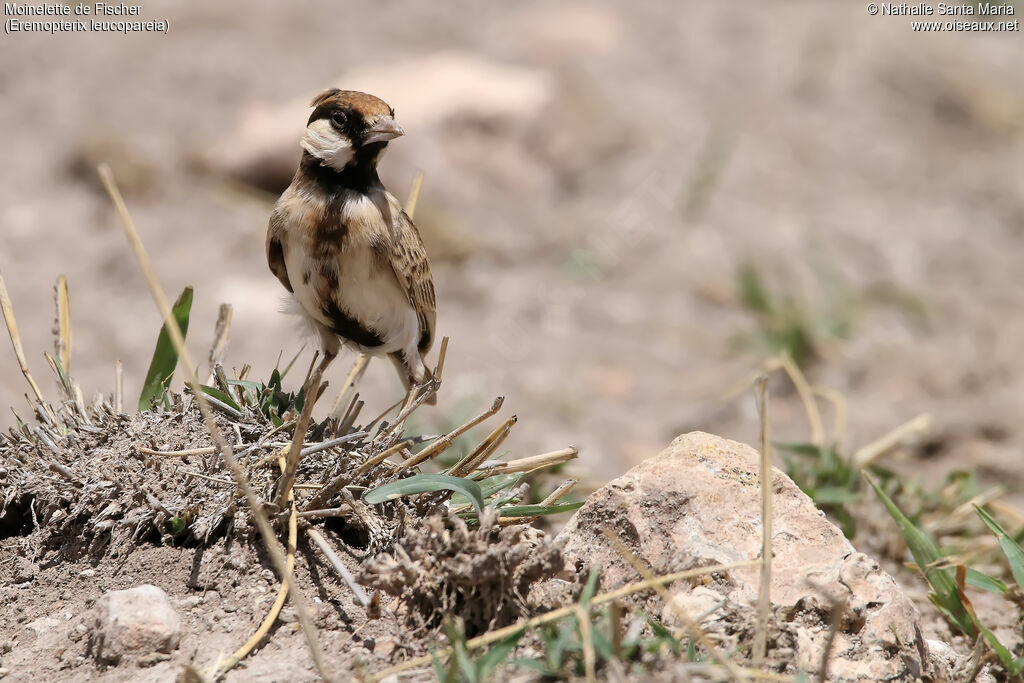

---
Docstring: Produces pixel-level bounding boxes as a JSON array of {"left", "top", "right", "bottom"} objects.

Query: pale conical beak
[{"left": 364, "top": 116, "right": 405, "bottom": 145}]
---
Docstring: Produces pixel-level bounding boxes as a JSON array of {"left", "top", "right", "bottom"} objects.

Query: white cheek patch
[{"left": 301, "top": 118, "right": 354, "bottom": 170}]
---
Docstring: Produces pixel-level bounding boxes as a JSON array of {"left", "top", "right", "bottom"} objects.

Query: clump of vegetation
[
  {"left": 735, "top": 261, "right": 854, "bottom": 368},
  {"left": 755, "top": 356, "right": 1024, "bottom": 679},
  {"left": 433, "top": 569, "right": 696, "bottom": 682}
]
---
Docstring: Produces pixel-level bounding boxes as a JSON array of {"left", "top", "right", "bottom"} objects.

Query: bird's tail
[{"left": 389, "top": 352, "right": 437, "bottom": 406}]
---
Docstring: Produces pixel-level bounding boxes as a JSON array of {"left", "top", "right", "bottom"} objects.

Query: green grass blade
[
  {"left": 975, "top": 505, "right": 1024, "bottom": 590},
  {"left": 964, "top": 568, "right": 1007, "bottom": 594},
  {"left": 496, "top": 502, "right": 584, "bottom": 517},
  {"left": 198, "top": 384, "right": 242, "bottom": 412},
  {"left": 978, "top": 621, "right": 1016, "bottom": 671},
  {"left": 451, "top": 473, "right": 522, "bottom": 508},
  {"left": 138, "top": 286, "right": 192, "bottom": 411},
  {"left": 363, "top": 474, "right": 485, "bottom": 515},
  {"left": 737, "top": 264, "right": 774, "bottom": 315},
  {"left": 772, "top": 441, "right": 823, "bottom": 457},
  {"left": 509, "top": 658, "right": 550, "bottom": 675},
  {"left": 580, "top": 566, "right": 601, "bottom": 606},
  {"left": 864, "top": 472, "right": 973, "bottom": 636},
  {"left": 196, "top": 385, "right": 244, "bottom": 420},
  {"left": 476, "top": 628, "right": 525, "bottom": 676}
]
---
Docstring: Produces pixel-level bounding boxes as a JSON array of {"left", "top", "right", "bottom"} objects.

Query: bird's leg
[{"left": 315, "top": 349, "right": 336, "bottom": 382}]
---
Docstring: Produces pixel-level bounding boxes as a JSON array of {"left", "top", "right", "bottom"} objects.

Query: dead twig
[{"left": 306, "top": 527, "right": 371, "bottom": 607}]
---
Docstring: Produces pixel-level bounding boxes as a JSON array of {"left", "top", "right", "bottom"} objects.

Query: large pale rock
[
  {"left": 89, "top": 584, "right": 181, "bottom": 663},
  {"left": 556, "top": 432, "right": 935, "bottom": 681}
]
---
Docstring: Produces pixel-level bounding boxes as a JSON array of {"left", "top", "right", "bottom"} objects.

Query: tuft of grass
[
  {"left": 431, "top": 567, "right": 691, "bottom": 681},
  {"left": 776, "top": 440, "right": 894, "bottom": 539},
  {"left": 867, "top": 474, "right": 1024, "bottom": 674},
  {"left": 735, "top": 262, "right": 853, "bottom": 367}
]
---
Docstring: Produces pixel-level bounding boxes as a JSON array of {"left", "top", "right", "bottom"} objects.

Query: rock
[
  {"left": 556, "top": 432, "right": 941, "bottom": 681},
  {"left": 89, "top": 584, "right": 181, "bottom": 664}
]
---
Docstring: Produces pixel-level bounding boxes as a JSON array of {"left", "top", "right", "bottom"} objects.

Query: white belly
[{"left": 284, "top": 236, "right": 418, "bottom": 357}]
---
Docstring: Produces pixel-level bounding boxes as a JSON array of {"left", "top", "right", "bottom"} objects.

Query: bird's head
[{"left": 301, "top": 89, "right": 404, "bottom": 172}]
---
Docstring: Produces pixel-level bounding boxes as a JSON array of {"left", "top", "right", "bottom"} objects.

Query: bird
[{"left": 266, "top": 89, "right": 437, "bottom": 404}]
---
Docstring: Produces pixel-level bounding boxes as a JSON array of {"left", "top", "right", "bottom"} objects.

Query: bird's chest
[{"left": 283, "top": 190, "right": 407, "bottom": 333}]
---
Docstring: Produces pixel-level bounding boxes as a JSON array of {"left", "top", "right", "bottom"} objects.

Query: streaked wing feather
[
  {"left": 266, "top": 208, "right": 293, "bottom": 293},
  {"left": 387, "top": 205, "right": 436, "bottom": 352}
]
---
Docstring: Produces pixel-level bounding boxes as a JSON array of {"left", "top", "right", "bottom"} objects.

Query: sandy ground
[{"left": 2, "top": 1, "right": 1024, "bottom": 492}]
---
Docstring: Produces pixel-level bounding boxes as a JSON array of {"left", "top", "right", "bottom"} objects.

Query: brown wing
[
  {"left": 386, "top": 205, "right": 436, "bottom": 353},
  {"left": 266, "top": 206, "right": 293, "bottom": 293}
]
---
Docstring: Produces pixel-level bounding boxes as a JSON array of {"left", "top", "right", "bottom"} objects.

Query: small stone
[
  {"left": 374, "top": 638, "right": 396, "bottom": 659},
  {"left": 11, "top": 559, "right": 36, "bottom": 584},
  {"left": 78, "top": 569, "right": 96, "bottom": 579},
  {"left": 177, "top": 596, "right": 204, "bottom": 609},
  {"left": 89, "top": 584, "right": 181, "bottom": 663}
]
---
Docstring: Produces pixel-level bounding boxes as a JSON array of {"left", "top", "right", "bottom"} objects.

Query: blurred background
[{"left": 2, "top": 0, "right": 1023, "bottom": 493}]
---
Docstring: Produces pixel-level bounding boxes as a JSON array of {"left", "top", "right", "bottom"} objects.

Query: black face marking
[
  {"left": 308, "top": 104, "right": 367, "bottom": 146},
  {"left": 321, "top": 300, "right": 384, "bottom": 348},
  {"left": 302, "top": 270, "right": 312, "bottom": 285}
]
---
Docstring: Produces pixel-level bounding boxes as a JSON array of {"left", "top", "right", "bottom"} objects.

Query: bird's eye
[{"left": 330, "top": 110, "right": 347, "bottom": 127}]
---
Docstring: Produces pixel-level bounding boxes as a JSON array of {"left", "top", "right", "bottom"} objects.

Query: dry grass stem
[
  {"left": 575, "top": 604, "right": 598, "bottom": 682},
  {"left": 1, "top": 272, "right": 52, "bottom": 417},
  {"left": 473, "top": 447, "right": 579, "bottom": 477},
  {"left": 812, "top": 386, "right": 847, "bottom": 450},
  {"left": 274, "top": 362, "right": 326, "bottom": 509},
  {"left": 207, "top": 454, "right": 299, "bottom": 681},
  {"left": 206, "top": 304, "right": 233, "bottom": 384},
  {"left": 753, "top": 375, "right": 773, "bottom": 669},
  {"left": 356, "top": 438, "right": 414, "bottom": 475},
  {"left": 306, "top": 527, "right": 371, "bottom": 607},
  {"left": 329, "top": 353, "right": 369, "bottom": 420},
  {"left": 98, "top": 163, "right": 329, "bottom": 681},
  {"left": 114, "top": 360, "right": 123, "bottom": 413},
  {"left": 405, "top": 169, "right": 425, "bottom": 219},
  {"left": 778, "top": 354, "right": 824, "bottom": 448},
  {"left": 55, "top": 275, "right": 72, "bottom": 372},
  {"left": 448, "top": 415, "right": 517, "bottom": 477},
  {"left": 400, "top": 395, "right": 504, "bottom": 471},
  {"left": 851, "top": 412, "right": 932, "bottom": 469},
  {"left": 603, "top": 530, "right": 746, "bottom": 680}
]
